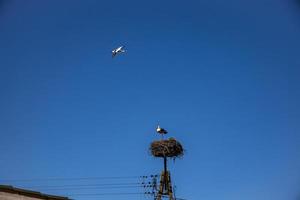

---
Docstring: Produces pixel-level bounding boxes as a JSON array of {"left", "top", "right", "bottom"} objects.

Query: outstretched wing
[{"left": 119, "top": 46, "right": 126, "bottom": 51}]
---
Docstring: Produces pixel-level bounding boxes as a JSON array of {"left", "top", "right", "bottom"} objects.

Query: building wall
[{"left": 0, "top": 192, "right": 46, "bottom": 200}]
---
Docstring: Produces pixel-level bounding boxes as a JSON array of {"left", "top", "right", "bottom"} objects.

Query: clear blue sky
[{"left": 0, "top": 0, "right": 300, "bottom": 200}]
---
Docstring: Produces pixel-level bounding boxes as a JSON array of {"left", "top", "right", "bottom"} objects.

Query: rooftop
[{"left": 0, "top": 185, "right": 70, "bottom": 200}]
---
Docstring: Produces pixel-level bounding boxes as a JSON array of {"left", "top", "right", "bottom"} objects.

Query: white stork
[
  {"left": 156, "top": 125, "right": 168, "bottom": 134},
  {"left": 111, "top": 46, "right": 125, "bottom": 58}
]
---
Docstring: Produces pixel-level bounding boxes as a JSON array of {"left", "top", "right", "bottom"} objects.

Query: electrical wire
[
  {"left": 24, "top": 182, "right": 141, "bottom": 189},
  {"left": 37, "top": 185, "right": 148, "bottom": 191},
  {"left": 66, "top": 192, "right": 146, "bottom": 196},
  {"left": 1, "top": 174, "right": 163, "bottom": 199},
  {"left": 0, "top": 175, "right": 141, "bottom": 182}
]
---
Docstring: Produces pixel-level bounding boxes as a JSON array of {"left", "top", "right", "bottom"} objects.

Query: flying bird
[
  {"left": 156, "top": 125, "right": 168, "bottom": 134},
  {"left": 112, "top": 46, "right": 125, "bottom": 58}
]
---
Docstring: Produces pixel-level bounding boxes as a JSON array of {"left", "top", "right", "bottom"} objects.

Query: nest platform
[{"left": 150, "top": 138, "right": 184, "bottom": 158}]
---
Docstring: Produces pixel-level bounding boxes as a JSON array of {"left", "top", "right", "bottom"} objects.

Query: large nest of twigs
[{"left": 150, "top": 138, "right": 184, "bottom": 158}]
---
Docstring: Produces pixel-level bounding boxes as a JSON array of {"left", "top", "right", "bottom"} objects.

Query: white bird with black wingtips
[
  {"left": 111, "top": 46, "right": 125, "bottom": 58},
  {"left": 156, "top": 125, "right": 168, "bottom": 135}
]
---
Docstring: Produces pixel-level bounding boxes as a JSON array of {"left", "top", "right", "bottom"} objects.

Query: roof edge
[{"left": 0, "top": 185, "right": 70, "bottom": 200}]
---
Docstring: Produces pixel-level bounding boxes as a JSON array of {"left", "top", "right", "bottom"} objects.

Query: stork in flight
[{"left": 112, "top": 46, "right": 125, "bottom": 58}]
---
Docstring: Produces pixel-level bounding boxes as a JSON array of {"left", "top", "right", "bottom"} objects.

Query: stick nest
[{"left": 150, "top": 138, "right": 184, "bottom": 158}]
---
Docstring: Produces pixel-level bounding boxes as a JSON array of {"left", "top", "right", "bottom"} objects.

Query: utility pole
[
  {"left": 156, "top": 156, "right": 174, "bottom": 200},
  {"left": 150, "top": 125, "right": 184, "bottom": 200}
]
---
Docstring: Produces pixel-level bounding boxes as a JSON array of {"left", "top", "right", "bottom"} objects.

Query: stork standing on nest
[
  {"left": 156, "top": 125, "right": 167, "bottom": 139},
  {"left": 156, "top": 125, "right": 167, "bottom": 134}
]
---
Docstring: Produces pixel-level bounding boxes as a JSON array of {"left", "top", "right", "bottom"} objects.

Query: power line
[
  {"left": 0, "top": 175, "right": 141, "bottom": 182},
  {"left": 35, "top": 185, "right": 146, "bottom": 191},
  {"left": 67, "top": 192, "right": 144, "bottom": 196},
  {"left": 24, "top": 182, "right": 141, "bottom": 189}
]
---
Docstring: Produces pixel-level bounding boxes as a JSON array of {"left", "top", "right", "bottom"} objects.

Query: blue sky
[{"left": 0, "top": 0, "right": 300, "bottom": 200}]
